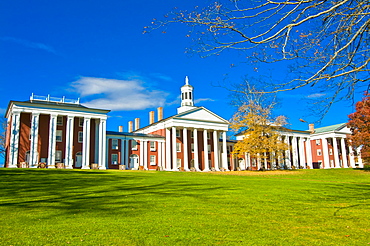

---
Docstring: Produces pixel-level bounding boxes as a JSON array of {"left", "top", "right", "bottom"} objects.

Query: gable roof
[
  {"left": 313, "top": 123, "right": 347, "bottom": 134},
  {"left": 134, "top": 106, "right": 229, "bottom": 132}
]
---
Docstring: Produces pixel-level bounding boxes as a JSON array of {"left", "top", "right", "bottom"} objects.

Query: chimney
[
  {"left": 118, "top": 125, "right": 123, "bottom": 132},
  {"left": 135, "top": 118, "right": 140, "bottom": 130},
  {"left": 309, "top": 124, "right": 315, "bottom": 133},
  {"left": 157, "top": 107, "right": 163, "bottom": 121},
  {"left": 149, "top": 111, "right": 155, "bottom": 125},
  {"left": 128, "top": 121, "right": 133, "bottom": 133}
]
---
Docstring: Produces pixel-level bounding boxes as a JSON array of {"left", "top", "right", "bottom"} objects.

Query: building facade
[{"left": 4, "top": 78, "right": 363, "bottom": 170}]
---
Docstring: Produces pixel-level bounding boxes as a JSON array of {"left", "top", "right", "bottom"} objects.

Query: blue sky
[{"left": 0, "top": 0, "right": 362, "bottom": 139}]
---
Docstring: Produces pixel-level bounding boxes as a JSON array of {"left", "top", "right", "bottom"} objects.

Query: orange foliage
[{"left": 347, "top": 92, "right": 370, "bottom": 163}]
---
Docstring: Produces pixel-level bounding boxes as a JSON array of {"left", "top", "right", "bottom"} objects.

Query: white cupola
[{"left": 177, "top": 76, "right": 196, "bottom": 114}]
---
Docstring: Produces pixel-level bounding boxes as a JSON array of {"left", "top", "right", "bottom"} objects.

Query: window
[
  {"left": 207, "top": 132, "right": 210, "bottom": 139},
  {"left": 79, "top": 118, "right": 84, "bottom": 127},
  {"left": 131, "top": 140, "right": 138, "bottom": 150},
  {"left": 185, "top": 92, "right": 188, "bottom": 99},
  {"left": 56, "top": 130, "right": 63, "bottom": 142},
  {"left": 316, "top": 139, "right": 321, "bottom": 145},
  {"left": 189, "top": 92, "right": 192, "bottom": 100},
  {"left": 150, "top": 141, "right": 156, "bottom": 151},
  {"left": 78, "top": 131, "right": 83, "bottom": 143},
  {"left": 176, "top": 142, "right": 181, "bottom": 152},
  {"left": 176, "top": 129, "right": 180, "bottom": 137},
  {"left": 111, "top": 154, "right": 118, "bottom": 164},
  {"left": 55, "top": 150, "right": 62, "bottom": 163},
  {"left": 317, "top": 149, "right": 322, "bottom": 156},
  {"left": 208, "top": 144, "right": 211, "bottom": 153},
  {"left": 191, "top": 131, "right": 194, "bottom": 138},
  {"left": 57, "top": 116, "right": 63, "bottom": 126},
  {"left": 112, "top": 139, "right": 118, "bottom": 150},
  {"left": 329, "top": 148, "right": 333, "bottom": 155},
  {"left": 191, "top": 143, "right": 194, "bottom": 153},
  {"left": 150, "top": 155, "right": 156, "bottom": 165},
  {"left": 176, "top": 158, "right": 181, "bottom": 168},
  {"left": 330, "top": 160, "right": 334, "bottom": 168}
]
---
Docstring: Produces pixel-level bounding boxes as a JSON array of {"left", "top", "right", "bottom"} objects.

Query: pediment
[{"left": 175, "top": 107, "right": 228, "bottom": 124}]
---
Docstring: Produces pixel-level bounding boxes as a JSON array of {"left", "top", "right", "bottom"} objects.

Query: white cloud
[
  {"left": 194, "top": 98, "right": 215, "bottom": 103},
  {"left": 70, "top": 77, "right": 168, "bottom": 111},
  {"left": 0, "top": 37, "right": 58, "bottom": 54},
  {"left": 0, "top": 108, "right": 6, "bottom": 115},
  {"left": 306, "top": 93, "right": 326, "bottom": 99}
]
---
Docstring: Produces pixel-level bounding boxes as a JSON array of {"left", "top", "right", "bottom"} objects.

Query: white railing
[{"left": 30, "top": 93, "right": 80, "bottom": 104}]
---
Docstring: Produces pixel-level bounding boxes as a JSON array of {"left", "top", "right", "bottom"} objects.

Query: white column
[
  {"left": 193, "top": 129, "right": 200, "bottom": 171},
  {"left": 161, "top": 141, "right": 165, "bottom": 169},
  {"left": 125, "top": 139, "right": 129, "bottom": 166},
  {"left": 139, "top": 140, "right": 144, "bottom": 168},
  {"left": 172, "top": 127, "right": 177, "bottom": 170},
  {"left": 65, "top": 116, "right": 74, "bottom": 169},
  {"left": 348, "top": 145, "right": 356, "bottom": 168},
  {"left": 101, "top": 119, "right": 107, "bottom": 169},
  {"left": 203, "top": 129, "right": 209, "bottom": 171},
  {"left": 165, "top": 128, "right": 171, "bottom": 171},
  {"left": 158, "top": 141, "right": 162, "bottom": 170},
  {"left": 213, "top": 130, "right": 220, "bottom": 171},
  {"left": 29, "top": 113, "right": 40, "bottom": 167},
  {"left": 357, "top": 148, "right": 364, "bottom": 168},
  {"left": 291, "top": 136, "right": 298, "bottom": 168},
  {"left": 47, "top": 114, "right": 57, "bottom": 168},
  {"left": 298, "top": 137, "right": 306, "bottom": 169},
  {"left": 340, "top": 138, "right": 348, "bottom": 168},
  {"left": 322, "top": 138, "right": 330, "bottom": 169},
  {"left": 121, "top": 138, "right": 125, "bottom": 168},
  {"left": 94, "top": 120, "right": 99, "bottom": 164},
  {"left": 81, "top": 117, "right": 91, "bottom": 169},
  {"left": 222, "top": 131, "right": 228, "bottom": 171},
  {"left": 332, "top": 137, "right": 340, "bottom": 168},
  {"left": 305, "top": 138, "right": 313, "bottom": 169},
  {"left": 143, "top": 140, "right": 148, "bottom": 170},
  {"left": 284, "top": 136, "right": 291, "bottom": 169},
  {"left": 8, "top": 112, "right": 21, "bottom": 168},
  {"left": 183, "top": 128, "right": 189, "bottom": 171}
]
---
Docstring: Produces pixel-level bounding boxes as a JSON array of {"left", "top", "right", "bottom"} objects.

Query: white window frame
[
  {"left": 79, "top": 118, "right": 84, "bottom": 127},
  {"left": 176, "top": 158, "right": 181, "bottom": 168},
  {"left": 78, "top": 131, "right": 83, "bottom": 143},
  {"left": 131, "top": 140, "right": 138, "bottom": 150},
  {"left": 56, "top": 130, "right": 63, "bottom": 142},
  {"left": 57, "top": 116, "right": 63, "bottom": 126},
  {"left": 208, "top": 144, "right": 211, "bottom": 153},
  {"left": 176, "top": 142, "right": 181, "bottom": 152},
  {"left": 329, "top": 148, "right": 333, "bottom": 155},
  {"left": 112, "top": 139, "right": 119, "bottom": 150},
  {"left": 191, "top": 143, "right": 194, "bottom": 153},
  {"left": 176, "top": 129, "right": 180, "bottom": 137},
  {"left": 55, "top": 150, "right": 62, "bottom": 163},
  {"left": 317, "top": 149, "right": 322, "bottom": 156},
  {"left": 316, "top": 139, "right": 321, "bottom": 145},
  {"left": 150, "top": 155, "right": 156, "bottom": 165},
  {"left": 111, "top": 154, "right": 118, "bottom": 165},
  {"left": 150, "top": 141, "right": 156, "bottom": 151}
]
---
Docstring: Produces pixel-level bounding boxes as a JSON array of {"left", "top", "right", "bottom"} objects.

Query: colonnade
[
  {"left": 7, "top": 111, "right": 107, "bottom": 169},
  {"left": 165, "top": 127, "right": 229, "bottom": 171}
]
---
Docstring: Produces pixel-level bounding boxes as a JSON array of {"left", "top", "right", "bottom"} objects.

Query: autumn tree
[
  {"left": 347, "top": 92, "right": 370, "bottom": 165},
  {"left": 149, "top": 0, "right": 370, "bottom": 117},
  {"left": 231, "top": 92, "right": 288, "bottom": 170}
]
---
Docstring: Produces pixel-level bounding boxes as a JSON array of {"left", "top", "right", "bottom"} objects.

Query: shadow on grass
[{"left": 0, "top": 169, "right": 227, "bottom": 218}]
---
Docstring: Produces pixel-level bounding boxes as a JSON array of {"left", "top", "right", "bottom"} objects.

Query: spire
[{"left": 177, "top": 76, "right": 196, "bottom": 114}]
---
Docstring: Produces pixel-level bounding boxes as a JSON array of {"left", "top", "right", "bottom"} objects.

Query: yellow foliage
[{"left": 231, "top": 100, "right": 288, "bottom": 159}]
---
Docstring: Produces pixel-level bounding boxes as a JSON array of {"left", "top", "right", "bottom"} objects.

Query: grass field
[{"left": 0, "top": 168, "right": 369, "bottom": 245}]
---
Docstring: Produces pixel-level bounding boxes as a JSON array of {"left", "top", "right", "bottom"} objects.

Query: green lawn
[{"left": 0, "top": 168, "right": 369, "bottom": 246}]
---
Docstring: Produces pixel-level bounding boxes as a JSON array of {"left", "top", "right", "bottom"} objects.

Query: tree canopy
[
  {"left": 150, "top": 0, "right": 370, "bottom": 117},
  {"left": 347, "top": 92, "right": 370, "bottom": 164}
]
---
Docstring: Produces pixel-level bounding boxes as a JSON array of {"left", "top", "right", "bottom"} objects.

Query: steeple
[{"left": 177, "top": 76, "right": 196, "bottom": 114}]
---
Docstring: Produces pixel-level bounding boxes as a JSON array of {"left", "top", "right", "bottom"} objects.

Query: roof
[
  {"left": 313, "top": 123, "right": 346, "bottom": 134},
  {"left": 106, "top": 131, "right": 164, "bottom": 138},
  {"left": 5, "top": 100, "right": 110, "bottom": 117},
  {"left": 134, "top": 106, "right": 229, "bottom": 132}
]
